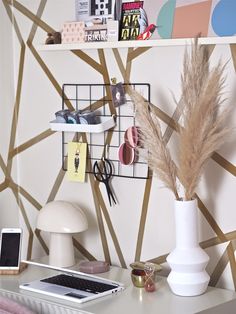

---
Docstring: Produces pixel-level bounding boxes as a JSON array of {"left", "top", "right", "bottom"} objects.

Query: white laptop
[{"left": 20, "top": 259, "right": 125, "bottom": 304}]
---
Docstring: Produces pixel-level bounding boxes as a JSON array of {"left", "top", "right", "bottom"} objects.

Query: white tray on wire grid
[{"left": 50, "top": 116, "right": 116, "bottom": 133}]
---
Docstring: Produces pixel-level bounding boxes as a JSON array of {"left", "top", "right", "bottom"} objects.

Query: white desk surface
[{"left": 0, "top": 262, "right": 236, "bottom": 314}]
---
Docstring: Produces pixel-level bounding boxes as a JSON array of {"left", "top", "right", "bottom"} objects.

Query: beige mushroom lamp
[{"left": 37, "top": 200, "right": 88, "bottom": 268}]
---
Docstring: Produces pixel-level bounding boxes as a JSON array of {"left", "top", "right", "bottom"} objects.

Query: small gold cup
[
  {"left": 131, "top": 269, "right": 147, "bottom": 288},
  {"left": 130, "top": 261, "right": 162, "bottom": 288}
]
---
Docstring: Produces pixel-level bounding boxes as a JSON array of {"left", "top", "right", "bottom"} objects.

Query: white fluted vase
[{"left": 167, "top": 199, "right": 210, "bottom": 296}]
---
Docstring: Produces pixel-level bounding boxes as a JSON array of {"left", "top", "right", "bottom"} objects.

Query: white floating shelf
[
  {"left": 50, "top": 116, "right": 116, "bottom": 133},
  {"left": 37, "top": 36, "right": 236, "bottom": 51}
]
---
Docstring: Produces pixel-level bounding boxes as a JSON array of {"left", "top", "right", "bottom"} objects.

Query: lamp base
[{"left": 49, "top": 233, "right": 75, "bottom": 267}]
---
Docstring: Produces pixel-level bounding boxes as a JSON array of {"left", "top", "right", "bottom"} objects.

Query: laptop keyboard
[{"left": 41, "top": 274, "right": 118, "bottom": 294}]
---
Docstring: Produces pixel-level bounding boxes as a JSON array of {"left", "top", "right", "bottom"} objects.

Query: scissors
[{"left": 93, "top": 158, "right": 116, "bottom": 206}]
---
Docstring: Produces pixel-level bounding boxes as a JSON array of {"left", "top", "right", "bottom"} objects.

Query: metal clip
[{"left": 111, "top": 77, "right": 117, "bottom": 85}]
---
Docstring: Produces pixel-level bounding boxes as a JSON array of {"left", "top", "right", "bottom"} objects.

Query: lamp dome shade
[{"left": 37, "top": 200, "right": 88, "bottom": 233}]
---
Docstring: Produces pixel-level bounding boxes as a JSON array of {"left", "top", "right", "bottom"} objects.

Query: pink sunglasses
[{"left": 118, "top": 126, "right": 140, "bottom": 165}]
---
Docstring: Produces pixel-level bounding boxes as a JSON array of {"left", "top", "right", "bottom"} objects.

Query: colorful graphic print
[{"left": 143, "top": 0, "right": 236, "bottom": 39}]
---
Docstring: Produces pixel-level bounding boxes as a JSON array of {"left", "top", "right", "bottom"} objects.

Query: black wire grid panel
[{"left": 61, "top": 83, "right": 150, "bottom": 179}]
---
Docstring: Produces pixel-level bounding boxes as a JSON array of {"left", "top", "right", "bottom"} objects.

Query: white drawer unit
[{"left": 0, "top": 264, "right": 236, "bottom": 314}]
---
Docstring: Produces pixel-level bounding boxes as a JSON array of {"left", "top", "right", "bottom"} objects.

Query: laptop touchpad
[
  {"left": 66, "top": 292, "right": 87, "bottom": 299},
  {"left": 44, "top": 285, "right": 71, "bottom": 294}
]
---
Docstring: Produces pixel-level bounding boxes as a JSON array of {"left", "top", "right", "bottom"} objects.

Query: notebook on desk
[{"left": 19, "top": 259, "right": 125, "bottom": 304}]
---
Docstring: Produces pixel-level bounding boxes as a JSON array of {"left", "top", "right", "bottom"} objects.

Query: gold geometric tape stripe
[
  {"left": 0, "top": 182, "right": 8, "bottom": 192},
  {"left": 0, "top": 153, "right": 10, "bottom": 191},
  {"left": 148, "top": 229, "right": 236, "bottom": 266},
  {"left": 212, "top": 152, "right": 236, "bottom": 176},
  {"left": 135, "top": 174, "right": 153, "bottom": 261},
  {"left": 6, "top": 0, "right": 54, "bottom": 33},
  {"left": 73, "top": 50, "right": 104, "bottom": 74},
  {"left": 87, "top": 96, "right": 110, "bottom": 112},
  {"left": 47, "top": 169, "right": 66, "bottom": 203},
  {"left": 10, "top": 182, "right": 41, "bottom": 211},
  {"left": 6, "top": 45, "right": 25, "bottom": 175},
  {"left": 210, "top": 247, "right": 230, "bottom": 286},
  {"left": 206, "top": 241, "right": 236, "bottom": 289},
  {"left": 26, "top": 43, "right": 74, "bottom": 112},
  {"left": 201, "top": 230, "right": 236, "bottom": 249},
  {"left": 27, "top": 44, "right": 74, "bottom": 111},
  {"left": 2, "top": 0, "right": 24, "bottom": 45},
  {"left": 34, "top": 229, "right": 49, "bottom": 255},
  {"left": 94, "top": 182, "right": 127, "bottom": 268},
  {"left": 96, "top": 49, "right": 125, "bottom": 266},
  {"left": 196, "top": 195, "right": 227, "bottom": 242},
  {"left": 119, "top": 46, "right": 153, "bottom": 264},
  {"left": 151, "top": 103, "right": 236, "bottom": 176},
  {"left": 163, "top": 97, "right": 185, "bottom": 144},
  {"left": 124, "top": 48, "right": 134, "bottom": 83},
  {"left": 151, "top": 103, "right": 180, "bottom": 131},
  {"left": 10, "top": 187, "right": 34, "bottom": 260},
  {"left": 89, "top": 173, "right": 111, "bottom": 264},
  {"left": 81, "top": 130, "right": 111, "bottom": 264},
  {"left": 73, "top": 238, "right": 97, "bottom": 261},
  {"left": 210, "top": 240, "right": 236, "bottom": 287},
  {"left": 114, "top": 47, "right": 134, "bottom": 85},
  {"left": 127, "top": 47, "right": 151, "bottom": 63},
  {"left": 27, "top": 0, "right": 47, "bottom": 44},
  {"left": 198, "top": 194, "right": 235, "bottom": 285},
  {"left": 227, "top": 241, "right": 236, "bottom": 290},
  {"left": 113, "top": 48, "right": 127, "bottom": 79},
  {"left": 148, "top": 254, "right": 168, "bottom": 265},
  {"left": 0, "top": 154, "right": 7, "bottom": 176},
  {"left": 103, "top": 131, "right": 115, "bottom": 159},
  {"left": 98, "top": 49, "right": 116, "bottom": 114},
  {"left": 204, "top": 44, "right": 216, "bottom": 57},
  {"left": 9, "top": 129, "right": 54, "bottom": 158}
]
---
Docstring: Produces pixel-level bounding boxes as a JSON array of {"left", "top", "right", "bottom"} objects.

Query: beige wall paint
[{"left": 0, "top": 0, "right": 236, "bottom": 291}]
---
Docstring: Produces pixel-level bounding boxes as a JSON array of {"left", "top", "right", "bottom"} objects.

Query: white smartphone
[{"left": 0, "top": 228, "right": 22, "bottom": 269}]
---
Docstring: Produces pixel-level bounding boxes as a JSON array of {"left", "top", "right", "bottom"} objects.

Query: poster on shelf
[
  {"left": 142, "top": 0, "right": 236, "bottom": 40},
  {"left": 75, "top": 0, "right": 116, "bottom": 23},
  {"left": 119, "top": 1, "right": 143, "bottom": 41}
]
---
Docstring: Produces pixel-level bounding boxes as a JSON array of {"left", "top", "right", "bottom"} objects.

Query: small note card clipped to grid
[{"left": 67, "top": 142, "right": 87, "bottom": 182}]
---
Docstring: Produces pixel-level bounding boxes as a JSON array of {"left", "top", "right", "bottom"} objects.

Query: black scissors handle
[
  {"left": 93, "top": 159, "right": 112, "bottom": 182},
  {"left": 93, "top": 159, "right": 116, "bottom": 206}
]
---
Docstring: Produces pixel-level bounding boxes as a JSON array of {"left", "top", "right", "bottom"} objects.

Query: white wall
[
  {"left": 0, "top": 1, "right": 20, "bottom": 229},
  {"left": 0, "top": 0, "right": 236, "bottom": 290}
]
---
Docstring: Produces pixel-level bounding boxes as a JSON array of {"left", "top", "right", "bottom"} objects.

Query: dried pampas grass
[
  {"left": 128, "top": 39, "right": 231, "bottom": 201},
  {"left": 179, "top": 39, "right": 230, "bottom": 200},
  {"left": 129, "top": 89, "right": 180, "bottom": 200}
]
